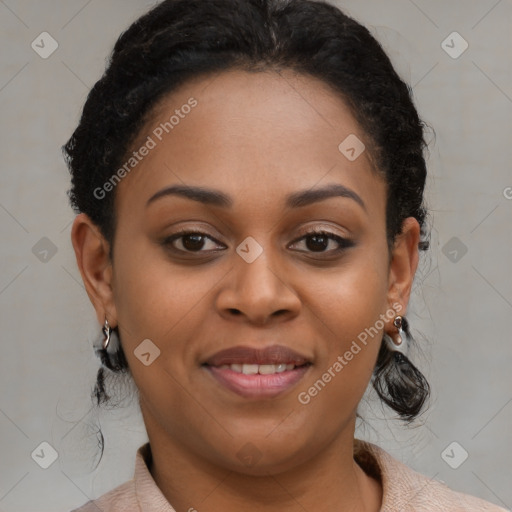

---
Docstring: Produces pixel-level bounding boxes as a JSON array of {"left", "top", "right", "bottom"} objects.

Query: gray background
[{"left": 0, "top": 1, "right": 511, "bottom": 511}]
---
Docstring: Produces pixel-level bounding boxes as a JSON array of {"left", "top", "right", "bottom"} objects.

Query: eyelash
[{"left": 163, "top": 226, "right": 354, "bottom": 256}]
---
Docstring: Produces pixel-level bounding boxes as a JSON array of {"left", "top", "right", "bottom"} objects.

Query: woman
[{"left": 64, "top": 0, "right": 507, "bottom": 510}]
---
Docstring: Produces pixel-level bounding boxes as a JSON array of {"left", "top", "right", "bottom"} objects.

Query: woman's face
[{"left": 74, "top": 68, "right": 419, "bottom": 474}]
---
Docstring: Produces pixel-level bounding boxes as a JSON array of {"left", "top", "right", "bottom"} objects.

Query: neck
[{"left": 145, "top": 421, "right": 382, "bottom": 512}]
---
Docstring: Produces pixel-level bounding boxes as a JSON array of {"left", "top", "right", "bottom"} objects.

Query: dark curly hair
[{"left": 63, "top": 0, "right": 431, "bottom": 458}]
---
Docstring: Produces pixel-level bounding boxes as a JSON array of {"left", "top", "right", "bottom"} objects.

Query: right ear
[{"left": 70, "top": 213, "right": 118, "bottom": 327}]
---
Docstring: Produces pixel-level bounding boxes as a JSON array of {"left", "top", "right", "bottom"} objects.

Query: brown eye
[
  {"left": 164, "top": 231, "right": 225, "bottom": 253},
  {"left": 180, "top": 233, "right": 207, "bottom": 251},
  {"left": 290, "top": 229, "right": 354, "bottom": 254}
]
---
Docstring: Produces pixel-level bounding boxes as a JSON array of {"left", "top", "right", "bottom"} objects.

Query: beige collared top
[{"left": 71, "top": 439, "right": 508, "bottom": 511}]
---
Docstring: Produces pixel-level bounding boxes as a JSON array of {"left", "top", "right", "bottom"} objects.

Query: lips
[
  {"left": 216, "top": 362, "right": 297, "bottom": 375},
  {"left": 203, "top": 344, "right": 310, "bottom": 367},
  {"left": 202, "top": 345, "right": 312, "bottom": 399}
]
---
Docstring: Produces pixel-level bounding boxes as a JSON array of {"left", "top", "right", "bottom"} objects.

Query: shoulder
[
  {"left": 354, "top": 439, "right": 509, "bottom": 512},
  {"left": 69, "top": 479, "right": 136, "bottom": 512},
  {"left": 69, "top": 442, "right": 176, "bottom": 512},
  {"left": 397, "top": 475, "right": 509, "bottom": 512}
]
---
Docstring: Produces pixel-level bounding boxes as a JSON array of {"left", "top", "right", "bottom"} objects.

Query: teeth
[
  {"left": 258, "top": 364, "right": 276, "bottom": 374},
  {"left": 242, "top": 364, "right": 259, "bottom": 375},
  {"left": 220, "top": 363, "right": 298, "bottom": 374}
]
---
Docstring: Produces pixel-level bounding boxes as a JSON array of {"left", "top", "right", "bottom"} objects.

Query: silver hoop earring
[
  {"left": 102, "top": 318, "right": 112, "bottom": 350},
  {"left": 385, "top": 315, "right": 406, "bottom": 354},
  {"left": 96, "top": 317, "right": 119, "bottom": 354},
  {"left": 392, "top": 315, "right": 403, "bottom": 346}
]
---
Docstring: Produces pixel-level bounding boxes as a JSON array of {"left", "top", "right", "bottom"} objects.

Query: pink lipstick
[{"left": 202, "top": 345, "right": 312, "bottom": 399}]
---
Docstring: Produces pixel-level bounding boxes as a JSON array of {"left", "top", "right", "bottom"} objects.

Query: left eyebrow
[{"left": 146, "top": 183, "right": 366, "bottom": 212}]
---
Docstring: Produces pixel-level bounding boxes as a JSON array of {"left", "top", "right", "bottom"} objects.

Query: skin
[{"left": 71, "top": 68, "right": 420, "bottom": 512}]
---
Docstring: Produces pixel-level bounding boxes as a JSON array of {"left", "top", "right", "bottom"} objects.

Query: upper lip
[{"left": 203, "top": 345, "right": 311, "bottom": 366}]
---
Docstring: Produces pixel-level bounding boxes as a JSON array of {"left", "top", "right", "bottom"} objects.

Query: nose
[{"left": 215, "top": 244, "right": 301, "bottom": 326}]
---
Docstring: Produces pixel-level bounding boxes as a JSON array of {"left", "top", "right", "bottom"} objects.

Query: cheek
[
  {"left": 312, "top": 250, "right": 389, "bottom": 340},
  {"left": 114, "top": 262, "right": 202, "bottom": 338},
  {"left": 112, "top": 241, "right": 223, "bottom": 374},
  {"left": 300, "top": 252, "right": 389, "bottom": 402},
  {"left": 111, "top": 251, "right": 215, "bottom": 425}
]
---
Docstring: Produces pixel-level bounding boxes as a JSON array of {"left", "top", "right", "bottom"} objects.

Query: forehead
[{"left": 114, "top": 68, "right": 385, "bottom": 217}]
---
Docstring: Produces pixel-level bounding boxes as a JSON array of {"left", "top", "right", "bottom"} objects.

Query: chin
[{"left": 213, "top": 435, "right": 317, "bottom": 477}]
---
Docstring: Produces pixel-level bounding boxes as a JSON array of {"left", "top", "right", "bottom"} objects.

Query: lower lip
[{"left": 205, "top": 365, "right": 310, "bottom": 399}]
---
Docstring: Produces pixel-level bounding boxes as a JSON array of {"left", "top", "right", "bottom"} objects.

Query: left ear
[{"left": 386, "top": 217, "right": 420, "bottom": 314}]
